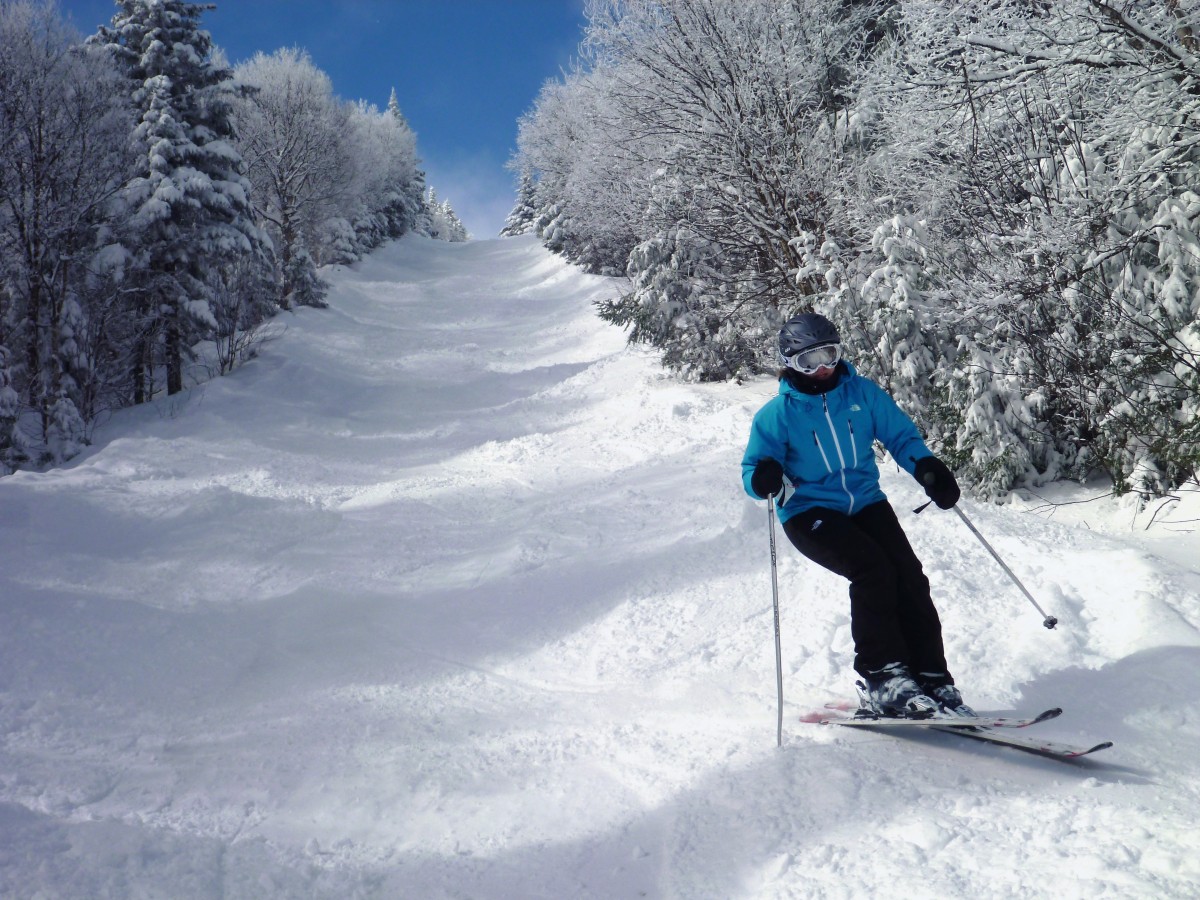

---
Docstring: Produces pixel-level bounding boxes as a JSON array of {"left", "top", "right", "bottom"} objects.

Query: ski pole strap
[{"left": 953, "top": 506, "right": 1058, "bottom": 629}]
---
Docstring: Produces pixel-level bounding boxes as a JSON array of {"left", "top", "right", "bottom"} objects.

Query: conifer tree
[
  {"left": 385, "top": 88, "right": 427, "bottom": 237},
  {"left": 501, "top": 169, "right": 538, "bottom": 237},
  {"left": 425, "top": 189, "right": 468, "bottom": 242},
  {"left": 93, "top": 0, "right": 265, "bottom": 397}
]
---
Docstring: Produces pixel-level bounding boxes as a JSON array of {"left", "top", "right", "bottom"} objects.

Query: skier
[{"left": 742, "top": 313, "right": 973, "bottom": 718}]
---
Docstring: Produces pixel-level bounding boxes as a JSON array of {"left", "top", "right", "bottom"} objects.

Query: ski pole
[
  {"left": 950, "top": 506, "right": 1058, "bottom": 629},
  {"left": 768, "top": 495, "right": 785, "bottom": 747},
  {"left": 914, "top": 464, "right": 1058, "bottom": 629}
]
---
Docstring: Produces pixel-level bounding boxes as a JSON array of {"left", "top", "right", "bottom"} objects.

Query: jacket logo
[
  {"left": 850, "top": 404, "right": 862, "bottom": 412},
  {"left": 811, "top": 519, "right": 824, "bottom": 531}
]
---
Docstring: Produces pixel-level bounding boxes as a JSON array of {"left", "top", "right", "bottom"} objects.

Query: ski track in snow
[{"left": 2, "top": 234, "right": 1199, "bottom": 899}]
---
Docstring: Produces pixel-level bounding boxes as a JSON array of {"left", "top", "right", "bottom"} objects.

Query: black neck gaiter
[{"left": 781, "top": 362, "right": 846, "bottom": 395}]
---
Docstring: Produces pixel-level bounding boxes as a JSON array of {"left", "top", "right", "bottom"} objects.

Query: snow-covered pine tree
[
  {"left": 439, "top": 201, "right": 469, "bottom": 242},
  {"left": 93, "top": 0, "right": 265, "bottom": 397},
  {"left": 386, "top": 88, "right": 427, "bottom": 237},
  {"left": 600, "top": 225, "right": 765, "bottom": 381},
  {"left": 386, "top": 88, "right": 412, "bottom": 133},
  {"left": 845, "top": 215, "right": 950, "bottom": 437},
  {"left": 425, "top": 189, "right": 468, "bottom": 242},
  {"left": 424, "top": 188, "right": 442, "bottom": 239},
  {"left": 501, "top": 169, "right": 538, "bottom": 237}
]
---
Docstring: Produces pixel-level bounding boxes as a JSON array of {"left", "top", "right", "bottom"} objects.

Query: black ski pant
[{"left": 781, "top": 499, "right": 951, "bottom": 681}]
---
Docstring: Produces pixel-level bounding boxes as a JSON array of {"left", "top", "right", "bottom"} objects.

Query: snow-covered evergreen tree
[
  {"left": 425, "top": 189, "right": 469, "bottom": 242},
  {"left": 93, "top": 0, "right": 266, "bottom": 397},
  {"left": 600, "top": 225, "right": 764, "bottom": 381},
  {"left": 386, "top": 88, "right": 428, "bottom": 236},
  {"left": 439, "top": 201, "right": 469, "bottom": 242},
  {"left": 501, "top": 169, "right": 538, "bottom": 237},
  {"left": 838, "top": 215, "right": 950, "bottom": 437}
]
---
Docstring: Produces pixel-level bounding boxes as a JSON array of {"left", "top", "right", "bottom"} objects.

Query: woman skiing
[{"left": 741, "top": 313, "right": 973, "bottom": 718}]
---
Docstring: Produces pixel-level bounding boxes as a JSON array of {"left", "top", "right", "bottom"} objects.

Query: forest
[
  {"left": 506, "top": 0, "right": 1200, "bottom": 499},
  {"left": 0, "top": 0, "right": 466, "bottom": 472}
]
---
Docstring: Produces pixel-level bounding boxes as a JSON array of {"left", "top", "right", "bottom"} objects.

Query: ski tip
[
  {"left": 1031, "top": 707, "right": 1064, "bottom": 724},
  {"left": 1067, "top": 741, "right": 1115, "bottom": 758}
]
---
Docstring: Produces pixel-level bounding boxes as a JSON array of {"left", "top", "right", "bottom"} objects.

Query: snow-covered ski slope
[{"left": 2, "top": 234, "right": 1199, "bottom": 899}]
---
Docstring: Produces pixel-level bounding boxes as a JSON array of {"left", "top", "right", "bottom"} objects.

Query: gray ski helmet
[{"left": 779, "top": 313, "right": 840, "bottom": 360}]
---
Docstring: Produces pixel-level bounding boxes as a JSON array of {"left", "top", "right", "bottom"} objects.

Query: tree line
[
  {"left": 0, "top": 0, "right": 466, "bottom": 472},
  {"left": 505, "top": 0, "right": 1200, "bottom": 500}
]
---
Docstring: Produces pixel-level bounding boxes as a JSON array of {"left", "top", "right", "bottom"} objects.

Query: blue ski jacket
[{"left": 741, "top": 362, "right": 934, "bottom": 523}]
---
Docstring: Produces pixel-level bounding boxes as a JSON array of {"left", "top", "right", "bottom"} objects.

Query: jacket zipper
[
  {"left": 821, "top": 395, "right": 856, "bottom": 514},
  {"left": 813, "top": 430, "right": 833, "bottom": 473}
]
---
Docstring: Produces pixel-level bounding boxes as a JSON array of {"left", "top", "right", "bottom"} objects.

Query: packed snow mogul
[{"left": 742, "top": 313, "right": 972, "bottom": 719}]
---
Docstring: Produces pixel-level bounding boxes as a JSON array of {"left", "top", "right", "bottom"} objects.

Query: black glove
[
  {"left": 751, "top": 458, "right": 784, "bottom": 499},
  {"left": 913, "top": 456, "right": 960, "bottom": 509}
]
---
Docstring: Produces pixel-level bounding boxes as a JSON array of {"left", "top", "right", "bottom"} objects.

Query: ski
[
  {"left": 800, "top": 707, "right": 1062, "bottom": 730},
  {"left": 931, "top": 724, "right": 1114, "bottom": 759},
  {"left": 800, "top": 704, "right": 1113, "bottom": 759}
]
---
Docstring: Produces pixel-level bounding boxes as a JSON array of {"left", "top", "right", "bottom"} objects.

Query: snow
[{"left": 2, "top": 233, "right": 1200, "bottom": 898}]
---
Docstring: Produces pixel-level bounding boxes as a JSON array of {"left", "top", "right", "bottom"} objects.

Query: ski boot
[
  {"left": 856, "top": 663, "right": 939, "bottom": 718},
  {"left": 918, "top": 672, "right": 976, "bottom": 717}
]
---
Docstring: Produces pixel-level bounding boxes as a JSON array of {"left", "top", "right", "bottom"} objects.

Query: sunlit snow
[{"left": 1, "top": 235, "right": 1198, "bottom": 898}]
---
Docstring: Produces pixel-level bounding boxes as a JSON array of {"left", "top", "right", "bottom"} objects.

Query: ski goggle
[{"left": 784, "top": 342, "right": 842, "bottom": 375}]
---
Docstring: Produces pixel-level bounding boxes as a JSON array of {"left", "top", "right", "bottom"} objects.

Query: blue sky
[{"left": 60, "top": 0, "right": 589, "bottom": 238}]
